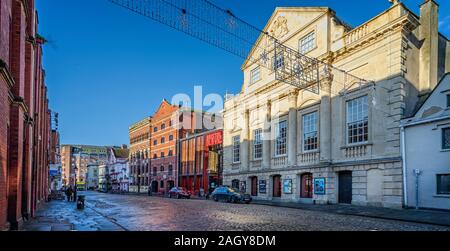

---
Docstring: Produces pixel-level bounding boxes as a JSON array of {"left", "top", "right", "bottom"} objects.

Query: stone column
[
  {"left": 320, "top": 74, "right": 333, "bottom": 163},
  {"left": 241, "top": 108, "right": 250, "bottom": 171},
  {"left": 262, "top": 100, "right": 272, "bottom": 169},
  {"left": 288, "top": 90, "right": 298, "bottom": 167}
]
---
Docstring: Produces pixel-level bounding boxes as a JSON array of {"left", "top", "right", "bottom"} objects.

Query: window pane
[
  {"left": 299, "top": 32, "right": 316, "bottom": 54},
  {"left": 346, "top": 96, "right": 369, "bottom": 144},
  {"left": 253, "top": 129, "right": 262, "bottom": 159},
  {"left": 443, "top": 128, "right": 450, "bottom": 150},
  {"left": 303, "top": 112, "right": 318, "bottom": 151},
  {"left": 275, "top": 121, "right": 287, "bottom": 156},
  {"left": 233, "top": 136, "right": 240, "bottom": 163},
  {"left": 437, "top": 174, "right": 450, "bottom": 195},
  {"left": 251, "top": 67, "right": 261, "bottom": 84}
]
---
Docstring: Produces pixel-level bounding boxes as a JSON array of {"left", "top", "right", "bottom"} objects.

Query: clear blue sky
[{"left": 36, "top": 0, "right": 450, "bottom": 146}]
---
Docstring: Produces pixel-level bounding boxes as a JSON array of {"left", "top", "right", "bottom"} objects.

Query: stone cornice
[
  {"left": 332, "top": 14, "right": 419, "bottom": 62},
  {"left": 12, "top": 95, "right": 29, "bottom": 114},
  {"left": 0, "top": 59, "right": 15, "bottom": 88}
]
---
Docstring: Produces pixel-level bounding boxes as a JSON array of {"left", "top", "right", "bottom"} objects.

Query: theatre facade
[{"left": 222, "top": 1, "right": 450, "bottom": 208}]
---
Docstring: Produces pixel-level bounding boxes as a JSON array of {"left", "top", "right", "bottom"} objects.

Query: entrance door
[
  {"left": 301, "top": 173, "right": 313, "bottom": 198},
  {"left": 251, "top": 177, "right": 258, "bottom": 196},
  {"left": 339, "top": 171, "right": 352, "bottom": 204},
  {"left": 273, "top": 175, "right": 281, "bottom": 198},
  {"left": 151, "top": 181, "right": 158, "bottom": 193}
]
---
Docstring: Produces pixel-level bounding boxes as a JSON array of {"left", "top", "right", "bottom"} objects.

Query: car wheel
[
  {"left": 177, "top": 194, "right": 181, "bottom": 199},
  {"left": 169, "top": 194, "right": 172, "bottom": 199},
  {"left": 227, "top": 196, "right": 232, "bottom": 203},
  {"left": 213, "top": 196, "right": 218, "bottom": 202}
]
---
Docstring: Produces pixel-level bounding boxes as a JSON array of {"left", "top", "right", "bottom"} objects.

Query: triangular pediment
[{"left": 241, "top": 7, "right": 330, "bottom": 70}]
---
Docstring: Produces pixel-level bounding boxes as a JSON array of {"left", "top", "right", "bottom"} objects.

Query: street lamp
[{"left": 74, "top": 166, "right": 78, "bottom": 191}]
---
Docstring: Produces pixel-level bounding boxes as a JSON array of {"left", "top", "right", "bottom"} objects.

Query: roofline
[
  {"left": 402, "top": 114, "right": 450, "bottom": 128},
  {"left": 404, "top": 72, "right": 450, "bottom": 119}
]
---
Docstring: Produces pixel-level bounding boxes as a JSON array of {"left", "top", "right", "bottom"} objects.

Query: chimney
[{"left": 419, "top": 0, "right": 439, "bottom": 93}]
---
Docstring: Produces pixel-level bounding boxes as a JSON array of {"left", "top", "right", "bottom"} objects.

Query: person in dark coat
[
  {"left": 66, "top": 186, "right": 73, "bottom": 202},
  {"left": 73, "top": 186, "right": 77, "bottom": 202}
]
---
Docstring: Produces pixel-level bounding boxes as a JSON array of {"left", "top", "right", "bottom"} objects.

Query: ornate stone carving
[{"left": 270, "top": 16, "right": 289, "bottom": 39}]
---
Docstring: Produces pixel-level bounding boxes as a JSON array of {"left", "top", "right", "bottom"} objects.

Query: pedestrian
[
  {"left": 66, "top": 186, "right": 73, "bottom": 202},
  {"left": 73, "top": 186, "right": 77, "bottom": 202}
]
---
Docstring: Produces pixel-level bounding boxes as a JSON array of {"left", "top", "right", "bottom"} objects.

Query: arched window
[
  {"left": 161, "top": 123, "right": 166, "bottom": 130},
  {"left": 168, "top": 165, "right": 173, "bottom": 175},
  {"left": 153, "top": 154, "right": 157, "bottom": 159},
  {"left": 161, "top": 137, "right": 165, "bottom": 144},
  {"left": 160, "top": 166, "right": 165, "bottom": 172},
  {"left": 168, "top": 150, "right": 173, "bottom": 156},
  {"left": 169, "top": 135, "right": 174, "bottom": 141},
  {"left": 153, "top": 167, "right": 157, "bottom": 176},
  {"left": 161, "top": 152, "right": 165, "bottom": 158}
]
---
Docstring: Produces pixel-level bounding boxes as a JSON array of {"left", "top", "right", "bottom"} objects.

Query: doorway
[
  {"left": 250, "top": 177, "right": 258, "bottom": 196},
  {"left": 151, "top": 181, "right": 158, "bottom": 193},
  {"left": 273, "top": 175, "right": 281, "bottom": 198},
  {"left": 300, "top": 173, "right": 313, "bottom": 198},
  {"left": 338, "top": 171, "right": 353, "bottom": 204}
]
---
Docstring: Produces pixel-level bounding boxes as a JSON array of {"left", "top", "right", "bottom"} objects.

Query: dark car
[
  {"left": 211, "top": 186, "right": 252, "bottom": 204},
  {"left": 168, "top": 187, "right": 191, "bottom": 199}
]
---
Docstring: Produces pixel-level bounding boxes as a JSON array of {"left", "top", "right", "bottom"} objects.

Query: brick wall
[{"left": 0, "top": 0, "right": 55, "bottom": 230}]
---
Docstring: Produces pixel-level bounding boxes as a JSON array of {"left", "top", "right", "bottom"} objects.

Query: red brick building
[
  {"left": 179, "top": 129, "right": 223, "bottom": 195},
  {"left": 149, "top": 100, "right": 186, "bottom": 195},
  {"left": 0, "top": 0, "right": 56, "bottom": 230}
]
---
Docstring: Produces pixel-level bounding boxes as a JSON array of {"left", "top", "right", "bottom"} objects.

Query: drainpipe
[{"left": 400, "top": 126, "right": 408, "bottom": 208}]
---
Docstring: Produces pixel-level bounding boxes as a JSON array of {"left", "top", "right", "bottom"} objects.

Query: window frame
[
  {"left": 299, "top": 31, "right": 316, "bottom": 55},
  {"left": 302, "top": 111, "right": 319, "bottom": 152},
  {"left": 250, "top": 66, "right": 261, "bottom": 85},
  {"left": 436, "top": 174, "right": 450, "bottom": 195},
  {"left": 275, "top": 120, "right": 288, "bottom": 157},
  {"left": 442, "top": 128, "right": 450, "bottom": 150},
  {"left": 232, "top": 135, "right": 241, "bottom": 163},
  {"left": 253, "top": 128, "right": 263, "bottom": 160},
  {"left": 346, "top": 95, "right": 369, "bottom": 145}
]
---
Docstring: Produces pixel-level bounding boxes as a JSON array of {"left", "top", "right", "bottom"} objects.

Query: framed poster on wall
[
  {"left": 259, "top": 180, "right": 266, "bottom": 194},
  {"left": 314, "top": 178, "right": 326, "bottom": 195},
  {"left": 283, "top": 179, "right": 293, "bottom": 194}
]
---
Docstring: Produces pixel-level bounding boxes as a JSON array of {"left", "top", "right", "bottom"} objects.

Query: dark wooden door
[
  {"left": 301, "top": 173, "right": 313, "bottom": 198},
  {"left": 273, "top": 175, "right": 281, "bottom": 197},
  {"left": 251, "top": 177, "right": 258, "bottom": 196},
  {"left": 339, "top": 171, "right": 352, "bottom": 204}
]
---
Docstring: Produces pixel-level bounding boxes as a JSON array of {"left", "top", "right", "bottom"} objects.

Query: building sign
[
  {"left": 259, "top": 180, "right": 266, "bottom": 194},
  {"left": 205, "top": 131, "right": 223, "bottom": 147},
  {"left": 283, "top": 179, "right": 293, "bottom": 194},
  {"left": 314, "top": 178, "right": 326, "bottom": 195}
]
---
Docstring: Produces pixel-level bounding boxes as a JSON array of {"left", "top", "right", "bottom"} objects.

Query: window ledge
[
  {"left": 298, "top": 150, "right": 320, "bottom": 155},
  {"left": 341, "top": 142, "right": 373, "bottom": 150},
  {"left": 433, "top": 194, "right": 450, "bottom": 198}
]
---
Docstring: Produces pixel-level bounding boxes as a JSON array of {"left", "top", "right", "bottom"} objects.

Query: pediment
[{"left": 242, "top": 7, "right": 330, "bottom": 70}]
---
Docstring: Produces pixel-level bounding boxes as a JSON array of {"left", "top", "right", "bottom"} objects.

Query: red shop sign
[{"left": 205, "top": 131, "right": 223, "bottom": 147}]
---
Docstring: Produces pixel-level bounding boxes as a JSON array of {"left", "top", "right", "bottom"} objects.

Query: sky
[{"left": 35, "top": 0, "right": 450, "bottom": 147}]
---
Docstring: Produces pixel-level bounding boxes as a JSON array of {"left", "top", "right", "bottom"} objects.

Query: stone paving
[
  {"left": 22, "top": 191, "right": 450, "bottom": 231},
  {"left": 22, "top": 197, "right": 125, "bottom": 231}
]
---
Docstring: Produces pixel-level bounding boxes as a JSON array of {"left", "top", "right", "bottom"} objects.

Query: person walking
[
  {"left": 73, "top": 186, "right": 78, "bottom": 202},
  {"left": 66, "top": 186, "right": 73, "bottom": 202}
]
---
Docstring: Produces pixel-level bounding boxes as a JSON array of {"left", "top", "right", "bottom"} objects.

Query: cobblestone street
[{"left": 23, "top": 191, "right": 450, "bottom": 231}]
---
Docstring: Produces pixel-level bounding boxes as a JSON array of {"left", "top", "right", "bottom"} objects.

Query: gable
[
  {"left": 153, "top": 99, "right": 179, "bottom": 120},
  {"left": 414, "top": 73, "right": 450, "bottom": 120},
  {"left": 241, "top": 7, "right": 330, "bottom": 70}
]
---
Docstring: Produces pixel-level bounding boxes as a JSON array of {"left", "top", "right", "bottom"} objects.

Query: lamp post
[{"left": 74, "top": 166, "right": 78, "bottom": 191}]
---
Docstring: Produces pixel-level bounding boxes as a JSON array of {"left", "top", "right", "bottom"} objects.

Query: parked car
[
  {"left": 168, "top": 187, "right": 191, "bottom": 199},
  {"left": 211, "top": 186, "right": 252, "bottom": 204}
]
